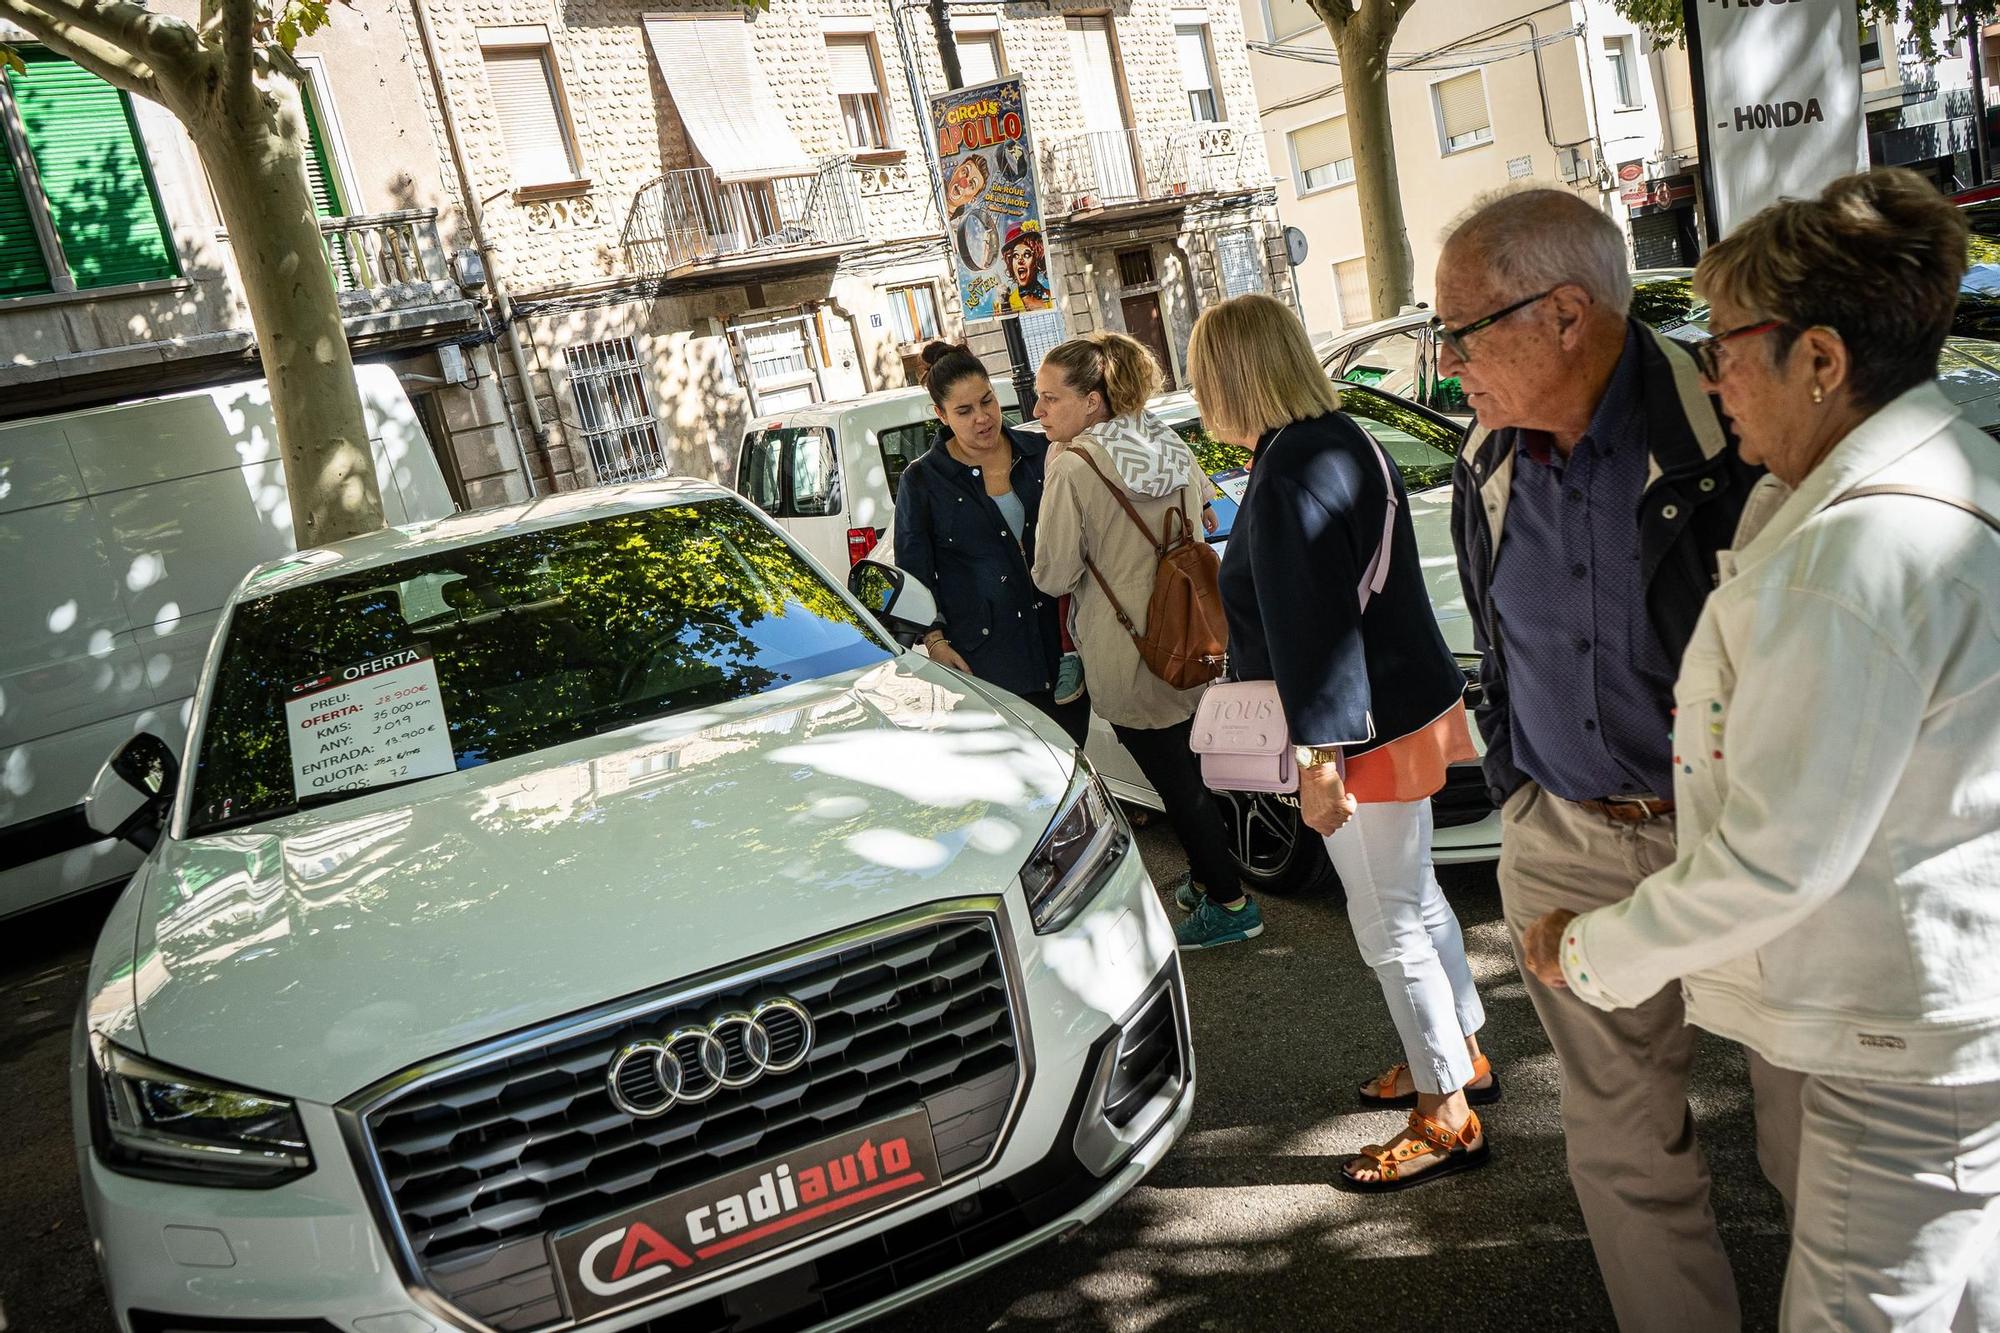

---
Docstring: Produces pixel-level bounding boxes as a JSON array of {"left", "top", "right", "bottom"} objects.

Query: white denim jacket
[{"left": 1563, "top": 381, "right": 2000, "bottom": 1084}]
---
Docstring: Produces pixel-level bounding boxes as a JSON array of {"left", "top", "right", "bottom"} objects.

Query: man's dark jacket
[
  {"left": 1450, "top": 323, "right": 1762, "bottom": 806},
  {"left": 893, "top": 424, "right": 1062, "bottom": 697}
]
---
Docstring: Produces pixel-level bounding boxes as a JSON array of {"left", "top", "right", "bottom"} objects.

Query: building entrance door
[{"left": 1121, "top": 294, "right": 1174, "bottom": 391}]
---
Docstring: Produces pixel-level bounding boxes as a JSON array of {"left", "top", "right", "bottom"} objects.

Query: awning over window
[{"left": 643, "top": 16, "right": 815, "bottom": 182}]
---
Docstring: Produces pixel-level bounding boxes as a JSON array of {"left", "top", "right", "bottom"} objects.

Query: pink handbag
[
  {"left": 1189, "top": 424, "right": 1396, "bottom": 794},
  {"left": 1190, "top": 681, "right": 1299, "bottom": 793}
]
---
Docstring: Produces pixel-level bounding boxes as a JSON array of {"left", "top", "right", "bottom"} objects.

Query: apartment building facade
[
  {"left": 396, "top": 0, "right": 1288, "bottom": 495},
  {"left": 1244, "top": 0, "right": 1703, "bottom": 332},
  {"left": 0, "top": 1, "right": 525, "bottom": 505}
]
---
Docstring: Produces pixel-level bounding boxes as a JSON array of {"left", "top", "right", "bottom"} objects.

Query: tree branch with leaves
[
  {"left": 1, "top": 0, "right": 387, "bottom": 544},
  {"left": 1616, "top": 0, "right": 2000, "bottom": 61}
]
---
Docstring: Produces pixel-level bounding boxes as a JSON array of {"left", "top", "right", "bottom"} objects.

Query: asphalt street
[{"left": 0, "top": 823, "right": 1789, "bottom": 1333}]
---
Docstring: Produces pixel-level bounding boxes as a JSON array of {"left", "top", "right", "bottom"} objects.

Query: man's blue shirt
[{"left": 1488, "top": 327, "right": 1680, "bottom": 801}]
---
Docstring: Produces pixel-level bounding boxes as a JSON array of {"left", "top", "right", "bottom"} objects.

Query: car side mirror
[
  {"left": 84, "top": 733, "right": 179, "bottom": 852},
  {"left": 847, "top": 559, "right": 939, "bottom": 647}
]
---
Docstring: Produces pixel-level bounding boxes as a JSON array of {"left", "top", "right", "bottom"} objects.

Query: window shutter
[
  {"left": 0, "top": 128, "right": 52, "bottom": 297},
  {"left": 1265, "top": 0, "right": 1316, "bottom": 38},
  {"left": 10, "top": 51, "right": 177, "bottom": 290},
  {"left": 1436, "top": 72, "right": 1490, "bottom": 141},
  {"left": 1335, "top": 257, "right": 1371, "bottom": 327},
  {"left": 1291, "top": 116, "right": 1351, "bottom": 173},
  {"left": 825, "top": 37, "right": 880, "bottom": 96},
  {"left": 300, "top": 86, "right": 347, "bottom": 218},
  {"left": 956, "top": 33, "right": 1002, "bottom": 86},
  {"left": 1176, "top": 27, "right": 1213, "bottom": 95},
  {"left": 482, "top": 49, "right": 577, "bottom": 185}
]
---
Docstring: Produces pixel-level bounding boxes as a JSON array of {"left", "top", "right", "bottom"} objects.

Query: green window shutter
[
  {"left": 0, "top": 132, "right": 53, "bottom": 297},
  {"left": 301, "top": 86, "right": 347, "bottom": 218},
  {"left": 9, "top": 50, "right": 178, "bottom": 289}
]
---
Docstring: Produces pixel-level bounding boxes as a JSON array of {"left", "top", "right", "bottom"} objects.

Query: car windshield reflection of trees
[
  {"left": 1169, "top": 386, "right": 1459, "bottom": 493},
  {"left": 187, "top": 501, "right": 892, "bottom": 835}
]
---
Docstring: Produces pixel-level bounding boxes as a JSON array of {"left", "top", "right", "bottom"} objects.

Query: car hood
[
  {"left": 1407, "top": 484, "right": 1473, "bottom": 657},
  {"left": 126, "top": 657, "right": 1074, "bottom": 1105}
]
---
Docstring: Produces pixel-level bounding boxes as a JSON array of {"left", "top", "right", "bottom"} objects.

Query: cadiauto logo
[
  {"left": 555, "top": 1109, "right": 944, "bottom": 1320},
  {"left": 605, "top": 997, "right": 813, "bottom": 1117}
]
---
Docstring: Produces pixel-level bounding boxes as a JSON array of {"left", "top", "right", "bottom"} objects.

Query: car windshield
[
  {"left": 1166, "top": 385, "right": 1461, "bottom": 539},
  {"left": 185, "top": 499, "right": 892, "bottom": 835}
]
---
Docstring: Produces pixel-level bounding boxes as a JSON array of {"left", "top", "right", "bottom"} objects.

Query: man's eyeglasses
[
  {"left": 1429, "top": 288, "right": 1558, "bottom": 362},
  {"left": 1687, "top": 319, "right": 1792, "bottom": 381}
]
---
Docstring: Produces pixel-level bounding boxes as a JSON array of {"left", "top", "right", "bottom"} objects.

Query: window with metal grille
[
  {"left": 1176, "top": 24, "right": 1222, "bottom": 123},
  {"left": 1432, "top": 71, "right": 1493, "bottom": 154},
  {"left": 1118, "top": 247, "right": 1156, "bottom": 288},
  {"left": 0, "top": 48, "right": 180, "bottom": 297},
  {"left": 827, "top": 35, "right": 891, "bottom": 150},
  {"left": 885, "top": 283, "right": 941, "bottom": 343},
  {"left": 480, "top": 39, "right": 581, "bottom": 187},
  {"left": 1291, "top": 115, "right": 1354, "bottom": 193},
  {"left": 1217, "top": 228, "right": 1265, "bottom": 299},
  {"left": 564, "top": 337, "right": 669, "bottom": 484},
  {"left": 1333, "top": 256, "right": 1371, "bottom": 328}
]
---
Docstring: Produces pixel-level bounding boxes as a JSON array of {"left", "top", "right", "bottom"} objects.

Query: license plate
[{"left": 551, "top": 1108, "right": 942, "bottom": 1321}]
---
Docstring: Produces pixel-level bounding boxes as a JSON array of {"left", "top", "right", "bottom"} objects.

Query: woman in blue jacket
[
  {"left": 1188, "top": 295, "right": 1495, "bottom": 1193},
  {"left": 893, "top": 342, "right": 1088, "bottom": 745}
]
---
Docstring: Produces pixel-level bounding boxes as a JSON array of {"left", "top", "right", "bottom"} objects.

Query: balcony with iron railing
[
  {"left": 621, "top": 157, "right": 868, "bottom": 277},
  {"left": 320, "top": 209, "right": 482, "bottom": 344},
  {"left": 1038, "top": 123, "right": 1264, "bottom": 218}
]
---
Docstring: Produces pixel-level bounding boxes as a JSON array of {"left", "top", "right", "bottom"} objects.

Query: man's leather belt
[{"left": 1576, "top": 795, "right": 1676, "bottom": 822}]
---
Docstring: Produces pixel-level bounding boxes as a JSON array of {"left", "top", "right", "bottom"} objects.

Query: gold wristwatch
[{"left": 1293, "top": 744, "right": 1341, "bottom": 770}]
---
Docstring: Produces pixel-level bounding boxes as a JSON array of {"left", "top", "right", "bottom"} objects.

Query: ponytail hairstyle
[
  {"left": 1041, "top": 331, "right": 1162, "bottom": 420},
  {"left": 918, "top": 340, "right": 991, "bottom": 406}
]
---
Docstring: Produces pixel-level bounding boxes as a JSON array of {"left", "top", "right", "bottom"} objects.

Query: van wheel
[{"left": 1209, "top": 789, "right": 1337, "bottom": 897}]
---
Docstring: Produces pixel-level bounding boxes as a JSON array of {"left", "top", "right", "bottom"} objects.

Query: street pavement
[{"left": 0, "top": 823, "right": 1789, "bottom": 1332}]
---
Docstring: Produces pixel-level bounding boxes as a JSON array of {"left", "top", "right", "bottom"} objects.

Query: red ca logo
[{"left": 578, "top": 1222, "right": 696, "bottom": 1298}]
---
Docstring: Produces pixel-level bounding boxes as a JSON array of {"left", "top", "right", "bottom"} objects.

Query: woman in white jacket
[{"left": 1522, "top": 169, "right": 2000, "bottom": 1329}]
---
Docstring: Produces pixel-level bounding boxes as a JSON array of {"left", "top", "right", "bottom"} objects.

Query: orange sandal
[
  {"left": 1357, "top": 1053, "right": 1502, "bottom": 1109},
  {"left": 1337, "top": 1108, "right": 1490, "bottom": 1194}
]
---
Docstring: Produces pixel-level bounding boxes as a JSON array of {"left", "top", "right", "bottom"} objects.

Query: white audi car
[{"left": 70, "top": 481, "right": 1191, "bottom": 1333}]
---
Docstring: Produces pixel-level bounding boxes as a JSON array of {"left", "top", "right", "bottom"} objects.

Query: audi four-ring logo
[{"left": 605, "top": 997, "right": 815, "bottom": 1118}]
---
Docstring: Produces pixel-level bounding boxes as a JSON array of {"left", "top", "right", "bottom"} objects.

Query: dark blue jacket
[
  {"left": 893, "top": 424, "right": 1062, "bottom": 697},
  {"left": 1220, "top": 410, "right": 1465, "bottom": 754},
  {"left": 1450, "top": 322, "right": 1761, "bottom": 804}
]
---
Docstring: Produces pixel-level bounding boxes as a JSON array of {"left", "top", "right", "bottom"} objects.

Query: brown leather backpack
[{"left": 1074, "top": 451, "right": 1227, "bottom": 691}]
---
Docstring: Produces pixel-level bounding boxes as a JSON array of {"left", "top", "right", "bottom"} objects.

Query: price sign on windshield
[{"left": 284, "top": 646, "right": 457, "bottom": 800}]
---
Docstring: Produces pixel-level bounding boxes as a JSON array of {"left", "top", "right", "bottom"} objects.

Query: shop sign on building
[
  {"left": 932, "top": 77, "right": 1050, "bottom": 320},
  {"left": 1690, "top": 0, "right": 1866, "bottom": 234}
]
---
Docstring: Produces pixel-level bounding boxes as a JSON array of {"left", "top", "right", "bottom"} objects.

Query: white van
[
  {"left": 736, "top": 382, "right": 1022, "bottom": 573},
  {"left": 0, "top": 365, "right": 454, "bottom": 918}
]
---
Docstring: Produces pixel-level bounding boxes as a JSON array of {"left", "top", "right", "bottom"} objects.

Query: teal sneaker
[
  {"left": 1176, "top": 896, "right": 1263, "bottom": 950},
  {"left": 1053, "top": 651, "right": 1086, "bottom": 705},
  {"left": 1168, "top": 873, "right": 1202, "bottom": 914}
]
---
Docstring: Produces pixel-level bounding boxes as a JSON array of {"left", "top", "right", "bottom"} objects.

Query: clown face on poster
[{"left": 932, "top": 77, "right": 1050, "bottom": 320}]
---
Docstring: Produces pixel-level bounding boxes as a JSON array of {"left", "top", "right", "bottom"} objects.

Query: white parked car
[{"left": 71, "top": 481, "right": 1190, "bottom": 1333}]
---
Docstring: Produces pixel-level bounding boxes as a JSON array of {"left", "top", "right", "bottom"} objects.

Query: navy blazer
[
  {"left": 892, "top": 424, "right": 1062, "bottom": 697},
  {"left": 1221, "top": 410, "right": 1465, "bottom": 753}
]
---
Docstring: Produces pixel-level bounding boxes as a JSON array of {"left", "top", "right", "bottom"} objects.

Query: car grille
[
  {"left": 355, "top": 914, "right": 1023, "bottom": 1332},
  {"left": 1431, "top": 762, "right": 1493, "bottom": 830}
]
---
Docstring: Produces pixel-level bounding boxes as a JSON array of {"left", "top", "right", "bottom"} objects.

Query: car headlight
[
  {"left": 1021, "top": 763, "right": 1129, "bottom": 933},
  {"left": 89, "top": 1038, "right": 312, "bottom": 1187}
]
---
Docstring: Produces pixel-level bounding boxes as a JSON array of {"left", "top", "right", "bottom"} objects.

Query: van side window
[
  {"left": 876, "top": 422, "right": 932, "bottom": 499},
  {"left": 739, "top": 433, "right": 786, "bottom": 513},
  {"left": 737, "top": 427, "right": 839, "bottom": 517}
]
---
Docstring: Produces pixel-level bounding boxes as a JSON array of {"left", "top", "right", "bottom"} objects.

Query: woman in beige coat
[{"left": 1031, "top": 333, "right": 1254, "bottom": 951}]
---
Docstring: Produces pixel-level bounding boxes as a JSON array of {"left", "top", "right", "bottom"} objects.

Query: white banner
[{"left": 1695, "top": 0, "right": 1867, "bottom": 236}]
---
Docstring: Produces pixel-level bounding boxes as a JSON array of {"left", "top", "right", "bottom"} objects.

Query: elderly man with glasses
[{"left": 1441, "top": 189, "right": 1763, "bottom": 1331}]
